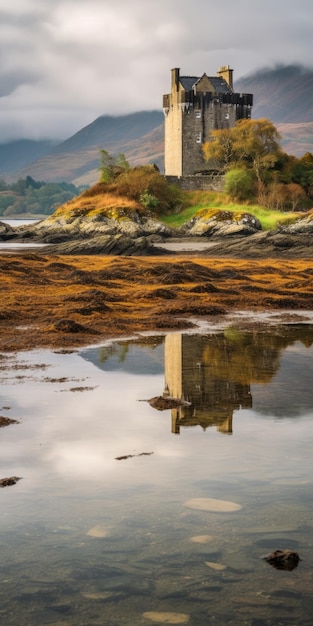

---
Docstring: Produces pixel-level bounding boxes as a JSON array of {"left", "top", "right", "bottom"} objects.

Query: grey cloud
[{"left": 0, "top": 0, "right": 312, "bottom": 142}]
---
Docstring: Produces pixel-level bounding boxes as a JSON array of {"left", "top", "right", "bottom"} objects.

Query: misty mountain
[
  {"left": 52, "top": 110, "right": 163, "bottom": 154},
  {"left": 0, "top": 139, "right": 56, "bottom": 176},
  {"left": 235, "top": 64, "right": 313, "bottom": 123},
  {"left": 3, "top": 65, "right": 313, "bottom": 184}
]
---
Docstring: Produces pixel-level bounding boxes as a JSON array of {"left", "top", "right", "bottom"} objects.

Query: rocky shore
[
  {"left": 0, "top": 205, "right": 312, "bottom": 257},
  {"left": 0, "top": 204, "right": 312, "bottom": 353}
]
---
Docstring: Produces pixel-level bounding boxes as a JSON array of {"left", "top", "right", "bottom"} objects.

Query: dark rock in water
[
  {"left": 143, "top": 396, "right": 191, "bottom": 411},
  {"left": 0, "top": 416, "right": 19, "bottom": 427},
  {"left": 0, "top": 476, "right": 21, "bottom": 487},
  {"left": 263, "top": 549, "right": 300, "bottom": 571}
]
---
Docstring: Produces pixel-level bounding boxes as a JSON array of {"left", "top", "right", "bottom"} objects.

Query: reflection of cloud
[{"left": 1, "top": 336, "right": 313, "bottom": 498}]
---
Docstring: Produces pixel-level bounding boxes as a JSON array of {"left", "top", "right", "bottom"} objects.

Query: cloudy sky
[{"left": 0, "top": 0, "right": 312, "bottom": 142}]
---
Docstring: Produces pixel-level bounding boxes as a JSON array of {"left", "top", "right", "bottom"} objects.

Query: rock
[
  {"left": 42, "top": 234, "right": 170, "bottom": 256},
  {"left": 142, "top": 612, "right": 190, "bottom": 624},
  {"left": 184, "top": 497, "right": 242, "bottom": 512},
  {"left": 190, "top": 534, "right": 213, "bottom": 544},
  {"left": 205, "top": 561, "right": 227, "bottom": 571},
  {"left": 86, "top": 525, "right": 110, "bottom": 538},
  {"left": 0, "top": 221, "right": 14, "bottom": 238},
  {"left": 180, "top": 209, "right": 262, "bottom": 237},
  {"left": 0, "top": 416, "right": 19, "bottom": 427},
  {"left": 0, "top": 476, "right": 21, "bottom": 487},
  {"left": 143, "top": 396, "right": 192, "bottom": 411},
  {"left": 263, "top": 549, "right": 300, "bottom": 571}
]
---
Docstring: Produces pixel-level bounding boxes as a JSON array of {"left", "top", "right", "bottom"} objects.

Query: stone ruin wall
[{"left": 165, "top": 174, "right": 225, "bottom": 191}]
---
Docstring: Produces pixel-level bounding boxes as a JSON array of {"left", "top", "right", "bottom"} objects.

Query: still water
[{"left": 1, "top": 324, "right": 313, "bottom": 625}]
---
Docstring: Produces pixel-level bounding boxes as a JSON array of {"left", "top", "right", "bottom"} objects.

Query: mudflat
[{"left": 1, "top": 253, "right": 313, "bottom": 352}]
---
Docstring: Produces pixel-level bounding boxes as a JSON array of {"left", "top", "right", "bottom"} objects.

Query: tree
[
  {"left": 203, "top": 118, "right": 281, "bottom": 183},
  {"left": 231, "top": 118, "right": 281, "bottom": 183},
  {"left": 99, "top": 150, "right": 130, "bottom": 183},
  {"left": 202, "top": 128, "right": 235, "bottom": 172}
]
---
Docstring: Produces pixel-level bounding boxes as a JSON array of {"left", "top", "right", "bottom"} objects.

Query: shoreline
[{"left": 1, "top": 253, "right": 313, "bottom": 353}]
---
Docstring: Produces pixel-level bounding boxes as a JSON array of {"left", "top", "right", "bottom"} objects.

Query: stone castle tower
[{"left": 163, "top": 65, "right": 253, "bottom": 177}]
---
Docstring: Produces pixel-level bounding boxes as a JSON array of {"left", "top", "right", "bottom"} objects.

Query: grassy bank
[{"left": 160, "top": 191, "right": 300, "bottom": 231}]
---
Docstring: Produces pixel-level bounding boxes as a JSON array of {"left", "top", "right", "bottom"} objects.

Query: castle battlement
[{"left": 163, "top": 66, "right": 253, "bottom": 177}]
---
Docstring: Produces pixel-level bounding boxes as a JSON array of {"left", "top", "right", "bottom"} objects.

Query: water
[{"left": 1, "top": 325, "right": 313, "bottom": 625}]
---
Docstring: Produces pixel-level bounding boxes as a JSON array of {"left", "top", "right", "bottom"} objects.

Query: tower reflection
[{"left": 162, "top": 326, "right": 313, "bottom": 434}]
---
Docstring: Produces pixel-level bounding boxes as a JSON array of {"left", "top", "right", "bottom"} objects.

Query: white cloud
[{"left": 0, "top": 0, "right": 312, "bottom": 141}]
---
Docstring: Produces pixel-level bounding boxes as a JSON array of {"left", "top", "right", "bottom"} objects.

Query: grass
[{"left": 160, "top": 190, "right": 301, "bottom": 231}]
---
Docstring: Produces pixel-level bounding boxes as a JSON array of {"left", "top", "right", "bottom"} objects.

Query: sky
[{"left": 0, "top": 0, "right": 312, "bottom": 143}]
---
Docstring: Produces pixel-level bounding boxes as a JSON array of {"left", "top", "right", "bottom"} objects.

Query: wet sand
[{"left": 1, "top": 253, "right": 313, "bottom": 352}]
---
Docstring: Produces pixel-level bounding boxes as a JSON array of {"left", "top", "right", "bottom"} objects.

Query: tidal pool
[{"left": 1, "top": 324, "right": 313, "bottom": 625}]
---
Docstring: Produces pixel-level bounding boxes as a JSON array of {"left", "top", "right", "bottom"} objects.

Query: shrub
[{"left": 225, "top": 168, "right": 255, "bottom": 201}]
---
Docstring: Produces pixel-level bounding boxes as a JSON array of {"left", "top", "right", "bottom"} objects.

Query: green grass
[{"left": 160, "top": 190, "right": 301, "bottom": 231}]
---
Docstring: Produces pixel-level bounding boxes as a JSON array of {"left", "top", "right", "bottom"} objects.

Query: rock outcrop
[
  {"left": 180, "top": 208, "right": 262, "bottom": 237},
  {"left": 0, "top": 204, "right": 312, "bottom": 257}
]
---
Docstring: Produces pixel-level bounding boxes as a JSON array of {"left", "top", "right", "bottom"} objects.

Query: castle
[{"left": 163, "top": 65, "right": 253, "bottom": 179}]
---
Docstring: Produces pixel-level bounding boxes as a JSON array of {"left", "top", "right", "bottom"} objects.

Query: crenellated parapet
[{"left": 163, "top": 66, "right": 253, "bottom": 177}]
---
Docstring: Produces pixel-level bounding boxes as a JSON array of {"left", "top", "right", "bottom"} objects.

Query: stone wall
[{"left": 165, "top": 174, "right": 225, "bottom": 191}]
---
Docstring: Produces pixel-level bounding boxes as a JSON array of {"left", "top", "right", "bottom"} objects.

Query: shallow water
[{"left": 1, "top": 325, "right": 313, "bottom": 625}]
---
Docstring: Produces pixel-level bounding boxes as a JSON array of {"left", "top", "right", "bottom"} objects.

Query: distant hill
[
  {"left": 7, "top": 111, "right": 164, "bottom": 186},
  {"left": 235, "top": 65, "right": 313, "bottom": 123},
  {"left": 3, "top": 65, "right": 313, "bottom": 184},
  {"left": 0, "top": 139, "right": 56, "bottom": 176}
]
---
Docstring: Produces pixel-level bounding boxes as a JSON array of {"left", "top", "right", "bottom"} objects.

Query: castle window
[
  {"left": 195, "top": 111, "right": 202, "bottom": 119},
  {"left": 196, "top": 132, "right": 202, "bottom": 143},
  {"left": 225, "top": 113, "right": 230, "bottom": 120}
]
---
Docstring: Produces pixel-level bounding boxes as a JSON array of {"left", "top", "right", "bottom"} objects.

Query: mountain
[
  {"left": 235, "top": 65, "right": 313, "bottom": 124},
  {"left": 235, "top": 65, "right": 313, "bottom": 157},
  {"left": 3, "top": 65, "right": 313, "bottom": 184},
  {"left": 0, "top": 139, "right": 56, "bottom": 176},
  {"left": 9, "top": 111, "right": 164, "bottom": 186}
]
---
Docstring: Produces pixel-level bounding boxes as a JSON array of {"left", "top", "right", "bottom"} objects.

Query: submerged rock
[
  {"left": 143, "top": 396, "right": 192, "bottom": 411},
  {"left": 205, "top": 561, "right": 227, "bottom": 571},
  {"left": 184, "top": 497, "right": 242, "bottom": 512},
  {"left": 0, "top": 476, "right": 21, "bottom": 487},
  {"left": 142, "top": 612, "right": 190, "bottom": 624},
  {"left": 263, "top": 549, "right": 300, "bottom": 571},
  {"left": 0, "top": 416, "right": 19, "bottom": 427},
  {"left": 86, "top": 525, "right": 110, "bottom": 538},
  {"left": 190, "top": 534, "right": 213, "bottom": 544}
]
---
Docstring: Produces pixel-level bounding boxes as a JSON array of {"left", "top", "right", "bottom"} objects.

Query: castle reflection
[
  {"left": 80, "top": 324, "right": 313, "bottom": 435},
  {"left": 162, "top": 326, "right": 313, "bottom": 434}
]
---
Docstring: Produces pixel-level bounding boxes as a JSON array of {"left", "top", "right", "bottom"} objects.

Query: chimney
[
  {"left": 171, "top": 68, "right": 180, "bottom": 91},
  {"left": 217, "top": 65, "right": 233, "bottom": 90}
]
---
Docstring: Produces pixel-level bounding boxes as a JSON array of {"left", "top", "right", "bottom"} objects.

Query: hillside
[
  {"left": 10, "top": 112, "right": 164, "bottom": 186},
  {"left": 3, "top": 65, "right": 313, "bottom": 184},
  {"left": 235, "top": 65, "right": 313, "bottom": 123}
]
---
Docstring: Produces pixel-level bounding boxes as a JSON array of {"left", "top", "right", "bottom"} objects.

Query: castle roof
[{"left": 179, "top": 75, "right": 232, "bottom": 94}]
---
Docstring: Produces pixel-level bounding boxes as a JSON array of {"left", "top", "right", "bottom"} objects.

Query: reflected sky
[
  {"left": 1, "top": 328, "right": 313, "bottom": 625},
  {"left": 0, "top": 326, "right": 312, "bottom": 504}
]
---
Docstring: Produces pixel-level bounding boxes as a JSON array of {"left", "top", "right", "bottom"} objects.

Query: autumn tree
[
  {"left": 203, "top": 118, "right": 281, "bottom": 183},
  {"left": 202, "top": 128, "right": 235, "bottom": 172}
]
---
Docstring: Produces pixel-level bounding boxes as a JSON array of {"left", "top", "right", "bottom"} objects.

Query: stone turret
[{"left": 163, "top": 65, "right": 253, "bottom": 177}]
